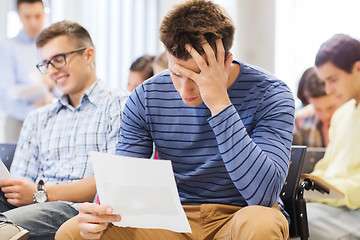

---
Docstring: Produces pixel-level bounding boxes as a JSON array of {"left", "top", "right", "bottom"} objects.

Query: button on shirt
[{"left": 10, "top": 80, "right": 128, "bottom": 188}]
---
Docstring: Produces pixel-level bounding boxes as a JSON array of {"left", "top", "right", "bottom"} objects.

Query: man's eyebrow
[{"left": 325, "top": 74, "right": 337, "bottom": 81}]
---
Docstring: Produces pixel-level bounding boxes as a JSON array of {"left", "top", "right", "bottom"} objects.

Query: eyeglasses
[{"left": 36, "top": 48, "right": 86, "bottom": 74}]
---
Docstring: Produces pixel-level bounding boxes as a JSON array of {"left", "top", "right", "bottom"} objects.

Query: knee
[
  {"left": 56, "top": 216, "right": 83, "bottom": 240},
  {"left": 231, "top": 205, "right": 289, "bottom": 240}
]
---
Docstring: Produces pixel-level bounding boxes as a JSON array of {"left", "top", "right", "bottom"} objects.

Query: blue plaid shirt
[{"left": 10, "top": 80, "right": 128, "bottom": 187}]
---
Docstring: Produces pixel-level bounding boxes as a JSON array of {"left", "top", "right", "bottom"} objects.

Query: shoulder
[
  {"left": 90, "top": 81, "right": 129, "bottom": 106},
  {"left": 237, "top": 62, "right": 292, "bottom": 96},
  {"left": 22, "top": 102, "right": 56, "bottom": 127},
  {"left": 331, "top": 99, "right": 356, "bottom": 122},
  {"left": 130, "top": 71, "right": 174, "bottom": 99}
]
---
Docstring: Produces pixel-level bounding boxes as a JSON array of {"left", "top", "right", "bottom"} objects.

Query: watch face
[{"left": 34, "top": 190, "right": 47, "bottom": 203}]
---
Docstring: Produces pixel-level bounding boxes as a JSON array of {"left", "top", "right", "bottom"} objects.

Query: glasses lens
[
  {"left": 37, "top": 63, "right": 47, "bottom": 74},
  {"left": 51, "top": 55, "right": 66, "bottom": 69}
]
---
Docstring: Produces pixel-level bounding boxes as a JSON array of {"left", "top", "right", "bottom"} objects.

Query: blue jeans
[
  {"left": 0, "top": 200, "right": 78, "bottom": 240},
  {"left": 306, "top": 202, "right": 360, "bottom": 240}
]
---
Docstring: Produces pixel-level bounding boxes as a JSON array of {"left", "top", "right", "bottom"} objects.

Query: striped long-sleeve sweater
[{"left": 116, "top": 61, "right": 295, "bottom": 211}]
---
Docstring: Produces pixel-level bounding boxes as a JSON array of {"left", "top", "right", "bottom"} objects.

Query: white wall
[{"left": 0, "top": 0, "right": 277, "bottom": 143}]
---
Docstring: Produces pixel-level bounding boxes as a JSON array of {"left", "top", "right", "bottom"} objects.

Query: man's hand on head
[{"left": 175, "top": 38, "right": 233, "bottom": 116}]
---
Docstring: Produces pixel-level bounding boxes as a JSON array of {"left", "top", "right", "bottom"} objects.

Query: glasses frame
[{"left": 36, "top": 48, "right": 87, "bottom": 74}]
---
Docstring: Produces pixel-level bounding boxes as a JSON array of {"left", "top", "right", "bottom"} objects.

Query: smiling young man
[
  {"left": 57, "top": 1, "right": 295, "bottom": 239},
  {"left": 302, "top": 34, "right": 360, "bottom": 240},
  {"left": 0, "top": 21, "right": 128, "bottom": 240},
  {"left": 0, "top": 0, "right": 56, "bottom": 142}
]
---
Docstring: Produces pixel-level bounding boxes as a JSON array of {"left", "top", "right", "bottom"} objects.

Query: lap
[
  {"left": 307, "top": 202, "right": 360, "bottom": 240},
  {"left": 57, "top": 204, "right": 288, "bottom": 240},
  {"left": 4, "top": 201, "right": 78, "bottom": 239}
]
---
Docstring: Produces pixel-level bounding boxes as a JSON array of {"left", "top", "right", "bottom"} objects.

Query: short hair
[
  {"left": 152, "top": 52, "right": 168, "bottom": 70},
  {"left": 159, "top": 0, "right": 235, "bottom": 60},
  {"left": 298, "top": 67, "right": 326, "bottom": 101},
  {"left": 315, "top": 34, "right": 360, "bottom": 73},
  {"left": 130, "top": 55, "right": 155, "bottom": 80},
  {"left": 17, "top": 0, "right": 43, "bottom": 9},
  {"left": 36, "top": 20, "right": 94, "bottom": 49}
]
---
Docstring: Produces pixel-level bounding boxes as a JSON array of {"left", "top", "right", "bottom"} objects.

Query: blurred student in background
[
  {"left": 307, "top": 33, "right": 360, "bottom": 240},
  {"left": 0, "top": 20, "right": 128, "bottom": 240},
  {"left": 293, "top": 67, "right": 344, "bottom": 147},
  {"left": 152, "top": 51, "right": 168, "bottom": 75},
  {"left": 0, "top": 0, "right": 55, "bottom": 142},
  {"left": 127, "top": 55, "right": 154, "bottom": 92}
]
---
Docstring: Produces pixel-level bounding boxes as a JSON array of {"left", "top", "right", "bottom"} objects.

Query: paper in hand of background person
[
  {"left": 90, "top": 151, "right": 191, "bottom": 233},
  {"left": 0, "top": 159, "right": 12, "bottom": 181}
]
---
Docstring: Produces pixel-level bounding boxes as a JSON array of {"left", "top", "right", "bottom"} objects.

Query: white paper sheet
[
  {"left": 0, "top": 158, "right": 12, "bottom": 181},
  {"left": 90, "top": 151, "right": 191, "bottom": 233}
]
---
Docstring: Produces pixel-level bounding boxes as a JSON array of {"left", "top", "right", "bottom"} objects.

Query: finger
[
  {"left": 79, "top": 202, "right": 113, "bottom": 215},
  {"left": 0, "top": 179, "right": 14, "bottom": 187},
  {"left": 78, "top": 212, "right": 121, "bottom": 224},
  {"left": 201, "top": 39, "right": 217, "bottom": 67},
  {"left": 1, "top": 185, "right": 18, "bottom": 193},
  {"left": 6, "top": 198, "right": 20, "bottom": 206},
  {"left": 174, "top": 63, "right": 199, "bottom": 83},
  {"left": 216, "top": 38, "right": 225, "bottom": 64},
  {"left": 79, "top": 223, "right": 105, "bottom": 240},
  {"left": 4, "top": 192, "right": 19, "bottom": 199},
  {"left": 79, "top": 221, "right": 107, "bottom": 239},
  {"left": 185, "top": 44, "right": 208, "bottom": 71}
]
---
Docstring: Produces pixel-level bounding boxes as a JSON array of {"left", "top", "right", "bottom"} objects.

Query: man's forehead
[{"left": 39, "top": 36, "right": 74, "bottom": 59}]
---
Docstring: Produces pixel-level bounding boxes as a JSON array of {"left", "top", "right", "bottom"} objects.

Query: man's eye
[{"left": 52, "top": 56, "right": 64, "bottom": 63}]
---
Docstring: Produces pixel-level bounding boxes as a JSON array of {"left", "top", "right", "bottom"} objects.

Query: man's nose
[
  {"left": 325, "top": 83, "right": 334, "bottom": 95},
  {"left": 182, "top": 78, "right": 195, "bottom": 93}
]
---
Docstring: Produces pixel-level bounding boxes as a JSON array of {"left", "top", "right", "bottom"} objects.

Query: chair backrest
[
  {"left": 0, "top": 143, "right": 17, "bottom": 170},
  {"left": 280, "top": 145, "right": 307, "bottom": 238}
]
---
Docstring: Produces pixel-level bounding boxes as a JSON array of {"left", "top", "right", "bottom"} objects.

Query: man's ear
[
  {"left": 354, "top": 61, "right": 360, "bottom": 74},
  {"left": 84, "top": 47, "right": 95, "bottom": 64}
]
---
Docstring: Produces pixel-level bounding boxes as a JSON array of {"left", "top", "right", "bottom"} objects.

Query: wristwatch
[{"left": 33, "top": 180, "right": 48, "bottom": 203}]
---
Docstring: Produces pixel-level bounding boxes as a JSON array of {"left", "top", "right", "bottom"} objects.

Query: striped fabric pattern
[
  {"left": 116, "top": 61, "right": 295, "bottom": 208},
  {"left": 11, "top": 81, "right": 128, "bottom": 187}
]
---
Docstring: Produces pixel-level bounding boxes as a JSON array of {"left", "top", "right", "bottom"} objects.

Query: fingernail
[
  {"left": 116, "top": 216, "right": 121, "bottom": 221},
  {"left": 106, "top": 208, "right": 112, "bottom": 213},
  {"left": 185, "top": 44, "right": 191, "bottom": 51}
]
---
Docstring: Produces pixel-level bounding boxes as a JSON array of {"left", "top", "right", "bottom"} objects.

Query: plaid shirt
[
  {"left": 10, "top": 80, "right": 128, "bottom": 186},
  {"left": 293, "top": 104, "right": 325, "bottom": 147}
]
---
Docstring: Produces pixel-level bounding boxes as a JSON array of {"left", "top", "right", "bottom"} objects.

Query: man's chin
[{"left": 183, "top": 100, "right": 203, "bottom": 107}]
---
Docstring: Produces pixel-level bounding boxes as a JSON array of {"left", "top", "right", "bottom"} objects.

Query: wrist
[
  {"left": 209, "top": 99, "right": 231, "bottom": 116},
  {"left": 33, "top": 180, "right": 48, "bottom": 203}
]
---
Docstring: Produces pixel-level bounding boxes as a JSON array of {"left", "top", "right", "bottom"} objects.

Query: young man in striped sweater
[{"left": 57, "top": 1, "right": 295, "bottom": 239}]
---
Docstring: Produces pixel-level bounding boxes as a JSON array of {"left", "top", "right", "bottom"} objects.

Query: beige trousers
[{"left": 56, "top": 203, "right": 289, "bottom": 240}]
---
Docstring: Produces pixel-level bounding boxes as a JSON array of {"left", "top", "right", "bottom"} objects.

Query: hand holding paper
[
  {"left": 0, "top": 159, "right": 11, "bottom": 181},
  {"left": 90, "top": 151, "right": 191, "bottom": 233}
]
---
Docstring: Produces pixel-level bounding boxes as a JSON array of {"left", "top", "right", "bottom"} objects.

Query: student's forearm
[{"left": 46, "top": 176, "right": 96, "bottom": 203}]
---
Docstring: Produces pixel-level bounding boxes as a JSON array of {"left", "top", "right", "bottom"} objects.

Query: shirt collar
[{"left": 51, "top": 80, "right": 103, "bottom": 114}]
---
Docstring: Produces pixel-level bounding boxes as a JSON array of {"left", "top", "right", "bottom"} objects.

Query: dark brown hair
[
  {"left": 159, "top": 0, "right": 235, "bottom": 60},
  {"left": 36, "top": 20, "right": 94, "bottom": 49},
  {"left": 315, "top": 34, "right": 360, "bottom": 73},
  {"left": 298, "top": 67, "right": 326, "bottom": 103},
  {"left": 152, "top": 52, "right": 168, "bottom": 70},
  {"left": 17, "top": 0, "right": 43, "bottom": 9},
  {"left": 130, "top": 55, "right": 155, "bottom": 80}
]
